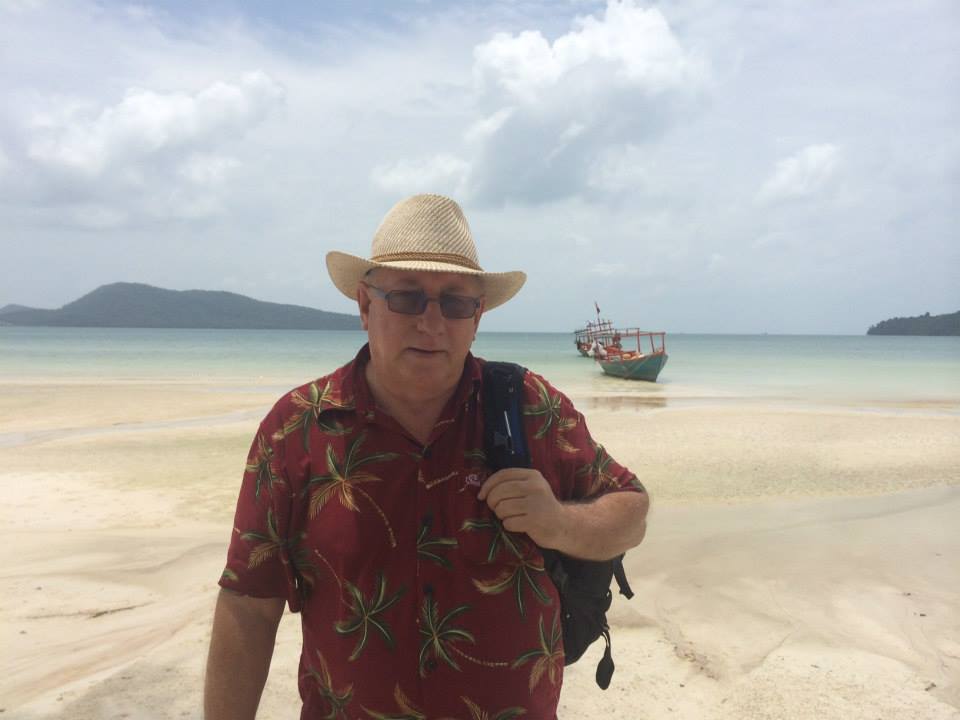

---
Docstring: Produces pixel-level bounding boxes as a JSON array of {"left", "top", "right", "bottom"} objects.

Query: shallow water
[{"left": 1, "top": 327, "right": 958, "bottom": 405}]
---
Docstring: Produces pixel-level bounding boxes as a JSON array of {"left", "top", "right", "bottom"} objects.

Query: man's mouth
[{"left": 409, "top": 347, "right": 443, "bottom": 355}]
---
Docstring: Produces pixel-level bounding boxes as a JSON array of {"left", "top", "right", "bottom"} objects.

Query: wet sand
[{"left": 1, "top": 380, "right": 958, "bottom": 719}]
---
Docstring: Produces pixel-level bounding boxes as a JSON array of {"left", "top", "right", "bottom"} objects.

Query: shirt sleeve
[
  {"left": 218, "top": 409, "right": 303, "bottom": 612},
  {"left": 522, "top": 371, "right": 645, "bottom": 502}
]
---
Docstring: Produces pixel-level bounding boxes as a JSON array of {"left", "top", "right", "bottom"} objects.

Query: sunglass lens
[
  {"left": 386, "top": 290, "right": 427, "bottom": 315},
  {"left": 439, "top": 295, "right": 477, "bottom": 319}
]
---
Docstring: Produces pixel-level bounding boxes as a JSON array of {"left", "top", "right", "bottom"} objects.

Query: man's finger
[
  {"left": 477, "top": 468, "right": 530, "bottom": 500},
  {"left": 489, "top": 497, "right": 527, "bottom": 520},
  {"left": 484, "top": 480, "right": 529, "bottom": 509}
]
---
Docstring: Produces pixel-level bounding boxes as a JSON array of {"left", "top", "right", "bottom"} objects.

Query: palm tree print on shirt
[
  {"left": 334, "top": 573, "right": 405, "bottom": 661},
  {"left": 361, "top": 684, "right": 426, "bottom": 720},
  {"left": 462, "top": 516, "right": 551, "bottom": 617},
  {"left": 274, "top": 379, "right": 350, "bottom": 451},
  {"left": 458, "top": 697, "right": 527, "bottom": 720},
  {"left": 288, "top": 539, "right": 323, "bottom": 598},
  {"left": 512, "top": 612, "right": 564, "bottom": 691},
  {"left": 575, "top": 440, "right": 617, "bottom": 496},
  {"left": 302, "top": 649, "right": 353, "bottom": 720},
  {"left": 523, "top": 375, "right": 579, "bottom": 454},
  {"left": 417, "top": 518, "right": 458, "bottom": 569},
  {"left": 461, "top": 516, "right": 527, "bottom": 564},
  {"left": 471, "top": 554, "right": 550, "bottom": 618},
  {"left": 553, "top": 414, "right": 579, "bottom": 454},
  {"left": 418, "top": 596, "right": 476, "bottom": 677},
  {"left": 244, "top": 431, "right": 283, "bottom": 501},
  {"left": 522, "top": 375, "right": 562, "bottom": 439},
  {"left": 238, "top": 507, "right": 290, "bottom": 568},
  {"left": 303, "top": 431, "right": 400, "bottom": 547}
]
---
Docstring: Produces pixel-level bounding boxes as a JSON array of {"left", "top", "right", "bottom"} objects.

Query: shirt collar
[{"left": 330, "top": 343, "right": 482, "bottom": 422}]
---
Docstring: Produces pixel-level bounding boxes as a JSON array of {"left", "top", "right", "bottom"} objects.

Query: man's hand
[
  {"left": 477, "top": 468, "right": 567, "bottom": 549},
  {"left": 478, "top": 469, "right": 650, "bottom": 561}
]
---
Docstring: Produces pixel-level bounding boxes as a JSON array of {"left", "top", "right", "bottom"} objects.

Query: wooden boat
[
  {"left": 594, "top": 329, "right": 668, "bottom": 381},
  {"left": 574, "top": 318, "right": 616, "bottom": 356},
  {"left": 574, "top": 302, "right": 618, "bottom": 356}
]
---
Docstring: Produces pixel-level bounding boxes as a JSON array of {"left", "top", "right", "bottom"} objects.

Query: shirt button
[
  {"left": 426, "top": 659, "right": 438, "bottom": 672},
  {"left": 422, "top": 446, "right": 432, "bottom": 458},
  {"left": 423, "top": 583, "right": 434, "bottom": 596},
  {"left": 421, "top": 513, "right": 432, "bottom": 529}
]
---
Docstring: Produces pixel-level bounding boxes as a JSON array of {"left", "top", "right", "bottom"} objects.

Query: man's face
[{"left": 358, "top": 268, "right": 484, "bottom": 400}]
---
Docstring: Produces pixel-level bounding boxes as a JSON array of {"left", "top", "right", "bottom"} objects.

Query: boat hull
[{"left": 598, "top": 352, "right": 668, "bottom": 381}]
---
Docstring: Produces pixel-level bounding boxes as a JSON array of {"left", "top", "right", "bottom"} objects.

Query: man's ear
[{"left": 357, "top": 284, "right": 371, "bottom": 331}]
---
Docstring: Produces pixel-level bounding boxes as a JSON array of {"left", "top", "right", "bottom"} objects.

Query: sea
[{"left": 2, "top": 327, "right": 959, "bottom": 411}]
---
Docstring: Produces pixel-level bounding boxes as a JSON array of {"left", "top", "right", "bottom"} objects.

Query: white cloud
[
  {"left": 26, "top": 71, "right": 284, "bottom": 177},
  {"left": 474, "top": 0, "right": 706, "bottom": 101},
  {"left": 4, "top": 68, "right": 284, "bottom": 227},
  {"left": 370, "top": 153, "right": 470, "bottom": 194},
  {"left": 463, "top": 0, "right": 707, "bottom": 205},
  {"left": 758, "top": 143, "right": 840, "bottom": 203},
  {"left": 464, "top": 107, "right": 515, "bottom": 143}
]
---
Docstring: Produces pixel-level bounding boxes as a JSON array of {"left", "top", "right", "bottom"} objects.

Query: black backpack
[{"left": 481, "top": 361, "right": 634, "bottom": 690}]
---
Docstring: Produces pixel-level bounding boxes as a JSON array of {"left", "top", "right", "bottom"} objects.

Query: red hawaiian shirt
[{"left": 219, "top": 344, "right": 644, "bottom": 720}]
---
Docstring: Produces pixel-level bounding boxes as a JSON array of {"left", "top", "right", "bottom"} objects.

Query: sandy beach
[{"left": 2, "top": 379, "right": 958, "bottom": 719}]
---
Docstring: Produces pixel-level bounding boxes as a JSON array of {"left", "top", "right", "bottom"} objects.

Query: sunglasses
[{"left": 363, "top": 283, "right": 482, "bottom": 319}]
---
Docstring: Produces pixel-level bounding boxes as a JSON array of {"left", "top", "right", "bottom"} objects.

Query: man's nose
[{"left": 416, "top": 298, "right": 446, "bottom": 334}]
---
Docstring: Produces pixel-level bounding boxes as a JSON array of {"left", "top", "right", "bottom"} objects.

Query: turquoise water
[{"left": 1, "top": 327, "right": 958, "bottom": 404}]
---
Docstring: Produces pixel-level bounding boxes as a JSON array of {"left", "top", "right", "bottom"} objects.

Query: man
[{"left": 204, "top": 194, "right": 649, "bottom": 719}]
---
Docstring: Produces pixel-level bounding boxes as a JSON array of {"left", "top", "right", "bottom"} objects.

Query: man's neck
[{"left": 364, "top": 362, "right": 458, "bottom": 444}]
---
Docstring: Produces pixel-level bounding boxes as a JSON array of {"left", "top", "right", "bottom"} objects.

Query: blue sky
[{"left": 1, "top": 0, "right": 957, "bottom": 333}]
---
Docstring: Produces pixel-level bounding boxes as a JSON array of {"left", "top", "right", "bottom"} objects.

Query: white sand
[{"left": 1, "top": 382, "right": 958, "bottom": 719}]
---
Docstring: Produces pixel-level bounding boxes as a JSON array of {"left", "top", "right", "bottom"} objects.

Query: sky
[{"left": 1, "top": 0, "right": 957, "bottom": 334}]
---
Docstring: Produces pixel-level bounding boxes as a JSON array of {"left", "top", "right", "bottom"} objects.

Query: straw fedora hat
[{"left": 325, "top": 194, "right": 526, "bottom": 311}]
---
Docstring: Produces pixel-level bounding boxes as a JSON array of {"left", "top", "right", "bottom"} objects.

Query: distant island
[
  {"left": 867, "top": 310, "right": 960, "bottom": 336},
  {"left": 0, "top": 282, "right": 360, "bottom": 330}
]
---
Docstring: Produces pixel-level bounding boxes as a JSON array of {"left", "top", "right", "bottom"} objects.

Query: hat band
[{"left": 371, "top": 251, "right": 482, "bottom": 272}]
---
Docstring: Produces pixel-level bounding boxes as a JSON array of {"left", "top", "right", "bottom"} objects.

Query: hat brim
[{"left": 326, "top": 251, "right": 526, "bottom": 312}]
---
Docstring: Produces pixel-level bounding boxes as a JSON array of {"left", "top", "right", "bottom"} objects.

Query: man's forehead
[{"left": 375, "top": 269, "right": 481, "bottom": 292}]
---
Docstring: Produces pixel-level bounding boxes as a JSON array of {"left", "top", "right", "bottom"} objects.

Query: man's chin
[{"left": 396, "top": 351, "right": 461, "bottom": 387}]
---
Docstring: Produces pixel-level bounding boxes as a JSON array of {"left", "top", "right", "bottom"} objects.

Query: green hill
[
  {"left": 867, "top": 310, "right": 960, "bottom": 336},
  {"left": 0, "top": 304, "right": 40, "bottom": 315},
  {"left": 0, "top": 283, "right": 360, "bottom": 330}
]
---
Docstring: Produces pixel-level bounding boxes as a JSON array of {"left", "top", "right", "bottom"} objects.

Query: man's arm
[
  {"left": 478, "top": 468, "right": 649, "bottom": 561},
  {"left": 553, "top": 490, "right": 648, "bottom": 560},
  {"left": 204, "top": 589, "right": 286, "bottom": 720}
]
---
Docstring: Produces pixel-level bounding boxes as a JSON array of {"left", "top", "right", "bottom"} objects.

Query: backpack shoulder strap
[{"left": 481, "top": 361, "right": 530, "bottom": 471}]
